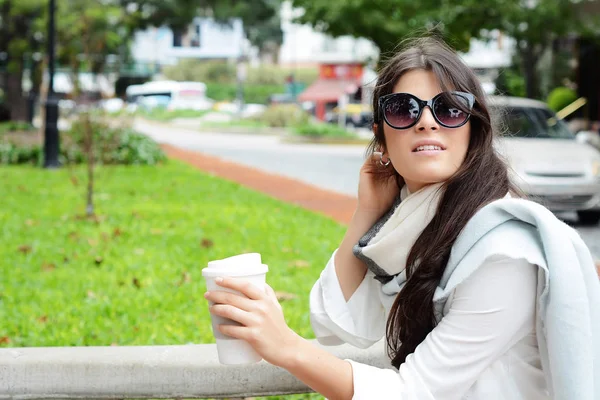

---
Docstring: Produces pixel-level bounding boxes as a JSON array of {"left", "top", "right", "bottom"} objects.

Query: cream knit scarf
[{"left": 353, "top": 182, "right": 445, "bottom": 283}]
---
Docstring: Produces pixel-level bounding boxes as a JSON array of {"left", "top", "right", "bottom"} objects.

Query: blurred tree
[
  {"left": 289, "top": 0, "right": 485, "bottom": 57},
  {"left": 0, "top": 0, "right": 45, "bottom": 121},
  {"left": 122, "top": 0, "right": 283, "bottom": 52},
  {"left": 490, "top": 0, "right": 595, "bottom": 99},
  {"left": 207, "top": 0, "right": 283, "bottom": 61},
  {"left": 291, "top": 0, "right": 599, "bottom": 99},
  {"left": 0, "top": 0, "right": 201, "bottom": 121},
  {"left": 56, "top": 1, "right": 126, "bottom": 98},
  {"left": 116, "top": 0, "right": 283, "bottom": 62},
  {"left": 0, "top": 0, "right": 283, "bottom": 121}
]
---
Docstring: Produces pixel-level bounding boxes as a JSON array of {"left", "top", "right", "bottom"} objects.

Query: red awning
[{"left": 298, "top": 79, "right": 360, "bottom": 102}]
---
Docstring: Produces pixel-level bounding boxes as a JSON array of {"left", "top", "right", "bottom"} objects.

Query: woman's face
[{"left": 378, "top": 69, "right": 471, "bottom": 193}]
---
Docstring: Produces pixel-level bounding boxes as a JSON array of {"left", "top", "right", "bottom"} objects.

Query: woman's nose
[{"left": 415, "top": 107, "right": 439, "bottom": 131}]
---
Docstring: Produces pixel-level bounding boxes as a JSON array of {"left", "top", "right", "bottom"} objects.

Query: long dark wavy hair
[{"left": 368, "top": 36, "right": 521, "bottom": 368}]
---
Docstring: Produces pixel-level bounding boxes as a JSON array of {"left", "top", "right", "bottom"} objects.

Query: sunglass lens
[
  {"left": 433, "top": 93, "right": 471, "bottom": 127},
  {"left": 384, "top": 95, "right": 420, "bottom": 128}
]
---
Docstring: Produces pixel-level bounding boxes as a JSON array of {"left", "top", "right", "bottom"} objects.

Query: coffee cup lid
[{"left": 202, "top": 253, "right": 268, "bottom": 277}]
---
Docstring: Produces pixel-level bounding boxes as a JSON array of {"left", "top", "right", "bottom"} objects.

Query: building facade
[
  {"left": 130, "top": 18, "right": 246, "bottom": 67},
  {"left": 278, "top": 1, "right": 379, "bottom": 66}
]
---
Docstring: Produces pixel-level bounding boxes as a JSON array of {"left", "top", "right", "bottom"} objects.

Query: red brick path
[{"left": 161, "top": 143, "right": 358, "bottom": 225}]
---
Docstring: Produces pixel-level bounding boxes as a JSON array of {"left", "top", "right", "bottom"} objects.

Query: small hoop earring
[{"left": 378, "top": 152, "right": 391, "bottom": 167}]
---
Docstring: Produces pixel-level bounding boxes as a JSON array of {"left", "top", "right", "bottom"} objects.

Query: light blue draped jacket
[{"left": 361, "top": 198, "right": 600, "bottom": 400}]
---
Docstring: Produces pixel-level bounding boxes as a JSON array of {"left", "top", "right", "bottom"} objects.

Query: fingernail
[
  {"left": 204, "top": 292, "right": 210, "bottom": 298},
  {"left": 215, "top": 277, "right": 223, "bottom": 283}
]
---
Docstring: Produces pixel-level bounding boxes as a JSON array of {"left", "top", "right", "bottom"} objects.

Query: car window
[{"left": 494, "top": 106, "right": 574, "bottom": 139}]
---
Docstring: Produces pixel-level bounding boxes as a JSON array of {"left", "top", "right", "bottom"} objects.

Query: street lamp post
[{"left": 43, "top": 0, "right": 60, "bottom": 168}]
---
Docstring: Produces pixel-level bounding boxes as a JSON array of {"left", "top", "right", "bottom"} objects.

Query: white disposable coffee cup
[{"left": 202, "top": 253, "right": 268, "bottom": 365}]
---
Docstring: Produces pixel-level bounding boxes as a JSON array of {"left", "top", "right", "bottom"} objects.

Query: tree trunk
[
  {"left": 0, "top": 1, "right": 11, "bottom": 97},
  {"left": 521, "top": 44, "right": 539, "bottom": 99},
  {"left": 6, "top": 66, "right": 28, "bottom": 121},
  {"left": 1, "top": 0, "right": 35, "bottom": 122},
  {"left": 84, "top": 113, "right": 95, "bottom": 217},
  {"left": 83, "top": 24, "right": 95, "bottom": 217}
]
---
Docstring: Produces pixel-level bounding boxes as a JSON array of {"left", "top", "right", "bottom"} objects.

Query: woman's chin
[{"left": 405, "top": 172, "right": 454, "bottom": 187}]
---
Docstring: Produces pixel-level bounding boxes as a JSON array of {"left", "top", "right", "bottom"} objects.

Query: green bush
[
  {"left": 162, "top": 59, "right": 318, "bottom": 86},
  {"left": 161, "top": 60, "right": 314, "bottom": 105},
  {"left": 139, "top": 108, "right": 210, "bottom": 121},
  {"left": 0, "top": 121, "right": 34, "bottom": 135},
  {"left": 255, "top": 104, "right": 311, "bottom": 128},
  {"left": 495, "top": 69, "right": 526, "bottom": 98},
  {"left": 246, "top": 64, "right": 318, "bottom": 86},
  {"left": 202, "top": 119, "right": 268, "bottom": 129},
  {"left": 292, "top": 123, "right": 356, "bottom": 138},
  {"left": 205, "top": 83, "right": 237, "bottom": 102},
  {"left": 64, "top": 119, "right": 166, "bottom": 165},
  {"left": 206, "top": 83, "right": 285, "bottom": 104},
  {"left": 162, "top": 60, "right": 236, "bottom": 83},
  {"left": 0, "top": 119, "right": 166, "bottom": 166},
  {"left": 547, "top": 86, "right": 578, "bottom": 112},
  {"left": 0, "top": 142, "right": 42, "bottom": 165}
]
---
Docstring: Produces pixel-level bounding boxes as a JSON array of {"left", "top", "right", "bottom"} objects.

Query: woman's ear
[{"left": 373, "top": 122, "right": 388, "bottom": 154}]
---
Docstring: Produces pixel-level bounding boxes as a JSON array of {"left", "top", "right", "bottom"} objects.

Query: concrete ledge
[{"left": 0, "top": 340, "right": 389, "bottom": 399}]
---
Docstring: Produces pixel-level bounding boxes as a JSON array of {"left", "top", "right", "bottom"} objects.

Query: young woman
[{"left": 204, "top": 37, "right": 600, "bottom": 400}]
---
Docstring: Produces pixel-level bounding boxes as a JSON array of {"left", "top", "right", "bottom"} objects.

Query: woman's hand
[
  {"left": 205, "top": 279, "right": 355, "bottom": 400},
  {"left": 357, "top": 151, "right": 401, "bottom": 216},
  {"left": 204, "top": 278, "right": 302, "bottom": 368}
]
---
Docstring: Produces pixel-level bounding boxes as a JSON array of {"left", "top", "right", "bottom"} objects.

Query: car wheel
[{"left": 577, "top": 210, "right": 600, "bottom": 226}]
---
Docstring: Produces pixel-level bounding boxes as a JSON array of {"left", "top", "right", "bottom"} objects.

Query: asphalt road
[
  {"left": 134, "top": 119, "right": 366, "bottom": 196},
  {"left": 134, "top": 119, "right": 600, "bottom": 259}
]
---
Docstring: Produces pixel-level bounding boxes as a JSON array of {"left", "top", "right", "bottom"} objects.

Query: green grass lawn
[
  {"left": 201, "top": 118, "right": 268, "bottom": 129},
  {"left": 0, "top": 160, "right": 347, "bottom": 399},
  {"left": 138, "top": 109, "right": 211, "bottom": 121}
]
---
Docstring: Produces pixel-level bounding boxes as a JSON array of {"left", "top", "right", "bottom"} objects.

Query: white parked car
[
  {"left": 126, "top": 80, "right": 214, "bottom": 111},
  {"left": 491, "top": 96, "right": 600, "bottom": 225},
  {"left": 169, "top": 97, "right": 215, "bottom": 111}
]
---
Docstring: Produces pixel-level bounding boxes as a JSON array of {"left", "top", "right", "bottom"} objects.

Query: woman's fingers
[
  {"left": 214, "top": 277, "right": 264, "bottom": 300},
  {"left": 210, "top": 304, "right": 256, "bottom": 326},
  {"left": 264, "top": 283, "right": 276, "bottom": 298},
  {"left": 218, "top": 323, "right": 254, "bottom": 341},
  {"left": 263, "top": 283, "right": 283, "bottom": 309},
  {"left": 204, "top": 290, "right": 254, "bottom": 311}
]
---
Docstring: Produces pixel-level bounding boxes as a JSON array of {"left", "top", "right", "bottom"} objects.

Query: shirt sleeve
[
  {"left": 309, "top": 249, "right": 386, "bottom": 348},
  {"left": 348, "top": 256, "right": 538, "bottom": 400}
]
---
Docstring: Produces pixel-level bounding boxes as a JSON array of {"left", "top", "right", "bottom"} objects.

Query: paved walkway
[{"left": 134, "top": 119, "right": 366, "bottom": 196}]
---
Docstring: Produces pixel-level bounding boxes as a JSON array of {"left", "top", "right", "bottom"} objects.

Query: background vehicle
[
  {"left": 137, "top": 95, "right": 171, "bottom": 111},
  {"left": 125, "top": 80, "right": 214, "bottom": 111},
  {"left": 325, "top": 103, "right": 372, "bottom": 128},
  {"left": 491, "top": 96, "right": 600, "bottom": 225}
]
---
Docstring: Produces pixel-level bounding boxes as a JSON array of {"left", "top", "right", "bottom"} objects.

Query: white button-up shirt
[{"left": 310, "top": 252, "right": 550, "bottom": 400}]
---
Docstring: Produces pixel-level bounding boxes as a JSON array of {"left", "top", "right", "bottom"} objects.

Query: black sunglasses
[{"left": 378, "top": 91, "right": 475, "bottom": 129}]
